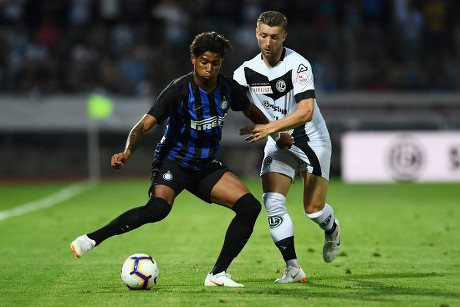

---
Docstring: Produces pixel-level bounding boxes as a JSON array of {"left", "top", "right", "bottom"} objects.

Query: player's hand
[
  {"left": 111, "top": 152, "right": 130, "bottom": 169},
  {"left": 239, "top": 124, "right": 271, "bottom": 144},
  {"left": 276, "top": 133, "right": 292, "bottom": 149}
]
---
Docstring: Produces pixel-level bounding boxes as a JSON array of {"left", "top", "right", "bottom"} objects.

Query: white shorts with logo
[{"left": 260, "top": 144, "right": 331, "bottom": 181}]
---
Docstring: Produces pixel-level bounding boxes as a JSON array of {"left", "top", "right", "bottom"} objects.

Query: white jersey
[{"left": 233, "top": 47, "right": 331, "bottom": 149}]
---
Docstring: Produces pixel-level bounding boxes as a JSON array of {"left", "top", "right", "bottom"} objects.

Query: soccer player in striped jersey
[
  {"left": 70, "top": 32, "right": 286, "bottom": 287},
  {"left": 235, "top": 11, "right": 341, "bottom": 283}
]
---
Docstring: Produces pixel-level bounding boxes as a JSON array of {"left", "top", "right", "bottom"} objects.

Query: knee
[
  {"left": 304, "top": 199, "right": 325, "bottom": 215},
  {"left": 144, "top": 197, "right": 172, "bottom": 222},
  {"left": 232, "top": 193, "right": 261, "bottom": 219},
  {"left": 262, "top": 192, "right": 287, "bottom": 216}
]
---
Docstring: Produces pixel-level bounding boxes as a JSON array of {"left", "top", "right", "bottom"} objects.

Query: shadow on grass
[
  {"left": 81, "top": 271, "right": 458, "bottom": 305},
  {"left": 237, "top": 271, "right": 459, "bottom": 303}
]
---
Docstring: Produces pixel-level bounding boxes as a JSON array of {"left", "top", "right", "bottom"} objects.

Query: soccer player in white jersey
[{"left": 234, "top": 11, "right": 341, "bottom": 283}]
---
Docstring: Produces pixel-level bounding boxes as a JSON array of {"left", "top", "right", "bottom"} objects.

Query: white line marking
[{"left": 0, "top": 181, "right": 96, "bottom": 221}]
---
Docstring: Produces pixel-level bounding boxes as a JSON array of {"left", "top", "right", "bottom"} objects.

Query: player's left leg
[
  {"left": 301, "top": 171, "right": 340, "bottom": 263},
  {"left": 203, "top": 171, "right": 261, "bottom": 287},
  {"left": 259, "top": 147, "right": 306, "bottom": 283}
]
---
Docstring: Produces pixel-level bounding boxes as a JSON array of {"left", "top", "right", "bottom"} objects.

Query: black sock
[
  {"left": 325, "top": 222, "right": 337, "bottom": 235},
  {"left": 87, "top": 197, "right": 171, "bottom": 245},
  {"left": 211, "top": 193, "right": 261, "bottom": 274},
  {"left": 275, "top": 236, "right": 297, "bottom": 262}
]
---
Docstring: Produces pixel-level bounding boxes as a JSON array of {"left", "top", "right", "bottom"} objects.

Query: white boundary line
[{"left": 0, "top": 181, "right": 96, "bottom": 221}]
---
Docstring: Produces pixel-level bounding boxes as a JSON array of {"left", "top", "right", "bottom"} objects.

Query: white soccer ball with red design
[{"left": 121, "top": 253, "right": 159, "bottom": 290}]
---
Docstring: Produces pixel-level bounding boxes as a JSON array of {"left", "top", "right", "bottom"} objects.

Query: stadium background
[{"left": 1, "top": 0, "right": 459, "bottom": 180}]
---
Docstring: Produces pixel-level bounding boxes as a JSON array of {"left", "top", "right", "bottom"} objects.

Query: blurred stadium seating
[{"left": 1, "top": 0, "right": 459, "bottom": 180}]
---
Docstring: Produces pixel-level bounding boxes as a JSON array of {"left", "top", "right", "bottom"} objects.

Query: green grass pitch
[{"left": 0, "top": 178, "right": 459, "bottom": 306}]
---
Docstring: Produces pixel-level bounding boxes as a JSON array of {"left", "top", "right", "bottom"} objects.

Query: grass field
[{"left": 0, "top": 177, "right": 459, "bottom": 306}]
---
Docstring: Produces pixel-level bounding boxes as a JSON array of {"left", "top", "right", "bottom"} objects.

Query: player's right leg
[
  {"left": 70, "top": 195, "right": 172, "bottom": 258},
  {"left": 71, "top": 158, "right": 183, "bottom": 258},
  {"left": 70, "top": 235, "right": 95, "bottom": 258}
]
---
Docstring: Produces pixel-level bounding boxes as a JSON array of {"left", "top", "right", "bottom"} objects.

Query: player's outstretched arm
[
  {"left": 111, "top": 114, "right": 158, "bottom": 169},
  {"left": 241, "top": 103, "right": 292, "bottom": 148},
  {"left": 242, "top": 103, "right": 269, "bottom": 125},
  {"left": 240, "top": 98, "right": 313, "bottom": 144}
]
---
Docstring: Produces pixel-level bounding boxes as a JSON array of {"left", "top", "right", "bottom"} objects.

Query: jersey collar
[
  {"left": 260, "top": 47, "right": 286, "bottom": 61},
  {"left": 189, "top": 71, "right": 222, "bottom": 93},
  {"left": 260, "top": 47, "right": 286, "bottom": 68}
]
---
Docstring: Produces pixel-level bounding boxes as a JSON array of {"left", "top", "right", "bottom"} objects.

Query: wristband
[{"left": 270, "top": 132, "right": 280, "bottom": 142}]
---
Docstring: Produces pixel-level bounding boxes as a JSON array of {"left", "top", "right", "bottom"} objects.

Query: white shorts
[{"left": 260, "top": 144, "right": 331, "bottom": 181}]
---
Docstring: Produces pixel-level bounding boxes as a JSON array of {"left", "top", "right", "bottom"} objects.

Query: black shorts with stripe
[{"left": 149, "top": 157, "right": 230, "bottom": 203}]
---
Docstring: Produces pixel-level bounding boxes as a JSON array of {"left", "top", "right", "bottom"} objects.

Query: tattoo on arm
[{"left": 125, "top": 124, "right": 145, "bottom": 152}]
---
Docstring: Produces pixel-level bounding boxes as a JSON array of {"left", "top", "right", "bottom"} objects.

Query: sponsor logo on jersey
[
  {"left": 297, "top": 64, "right": 308, "bottom": 73},
  {"left": 296, "top": 72, "right": 309, "bottom": 85},
  {"left": 163, "top": 171, "right": 173, "bottom": 181},
  {"left": 191, "top": 116, "right": 225, "bottom": 131},
  {"left": 252, "top": 85, "right": 273, "bottom": 94},
  {"left": 296, "top": 64, "right": 309, "bottom": 85},
  {"left": 261, "top": 100, "right": 287, "bottom": 115},
  {"left": 276, "top": 79, "right": 287, "bottom": 92},
  {"left": 244, "top": 68, "right": 293, "bottom": 100},
  {"left": 268, "top": 216, "right": 283, "bottom": 228},
  {"left": 262, "top": 100, "right": 271, "bottom": 108}
]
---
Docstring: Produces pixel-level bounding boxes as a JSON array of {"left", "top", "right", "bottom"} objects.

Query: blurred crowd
[{"left": 1, "top": 0, "right": 459, "bottom": 97}]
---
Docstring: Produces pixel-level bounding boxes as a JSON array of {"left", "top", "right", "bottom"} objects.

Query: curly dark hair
[
  {"left": 257, "top": 11, "right": 288, "bottom": 32},
  {"left": 190, "top": 31, "right": 233, "bottom": 58}
]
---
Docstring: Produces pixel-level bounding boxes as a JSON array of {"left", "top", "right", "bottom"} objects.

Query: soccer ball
[{"left": 121, "top": 253, "right": 159, "bottom": 290}]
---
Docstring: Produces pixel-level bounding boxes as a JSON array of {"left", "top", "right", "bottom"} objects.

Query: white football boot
[
  {"left": 204, "top": 272, "right": 244, "bottom": 287},
  {"left": 323, "top": 218, "right": 340, "bottom": 263},
  {"left": 274, "top": 266, "right": 307, "bottom": 283},
  {"left": 70, "top": 234, "right": 96, "bottom": 258}
]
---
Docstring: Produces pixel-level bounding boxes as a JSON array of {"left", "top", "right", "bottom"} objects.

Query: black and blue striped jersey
[{"left": 148, "top": 72, "right": 250, "bottom": 170}]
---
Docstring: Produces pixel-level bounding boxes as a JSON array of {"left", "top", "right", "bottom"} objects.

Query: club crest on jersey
[
  {"left": 276, "top": 80, "right": 286, "bottom": 92},
  {"left": 263, "top": 156, "right": 273, "bottom": 167},
  {"left": 163, "top": 171, "right": 173, "bottom": 181},
  {"left": 220, "top": 97, "right": 229, "bottom": 110}
]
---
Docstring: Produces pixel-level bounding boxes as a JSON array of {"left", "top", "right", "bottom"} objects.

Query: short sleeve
[
  {"left": 147, "top": 80, "right": 182, "bottom": 123},
  {"left": 233, "top": 64, "right": 248, "bottom": 87},
  {"left": 293, "top": 60, "right": 315, "bottom": 103},
  {"left": 228, "top": 78, "right": 250, "bottom": 111}
]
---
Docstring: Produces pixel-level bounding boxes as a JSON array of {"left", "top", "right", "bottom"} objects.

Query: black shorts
[{"left": 149, "top": 158, "right": 230, "bottom": 203}]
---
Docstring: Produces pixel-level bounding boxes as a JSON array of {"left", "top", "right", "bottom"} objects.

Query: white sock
[
  {"left": 263, "top": 192, "right": 294, "bottom": 242},
  {"left": 305, "top": 203, "right": 335, "bottom": 231}
]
